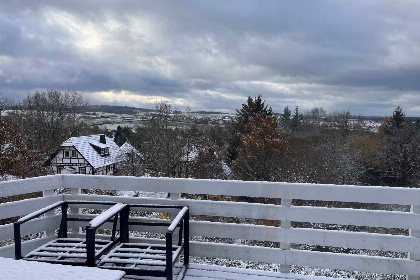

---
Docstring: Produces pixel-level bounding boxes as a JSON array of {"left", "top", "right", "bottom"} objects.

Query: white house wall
[{"left": 49, "top": 147, "right": 95, "bottom": 175}]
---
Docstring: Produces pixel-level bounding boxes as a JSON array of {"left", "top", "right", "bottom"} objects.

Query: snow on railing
[{"left": 1, "top": 174, "right": 420, "bottom": 278}]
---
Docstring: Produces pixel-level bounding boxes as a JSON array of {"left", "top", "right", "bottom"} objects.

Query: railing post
[
  {"left": 408, "top": 205, "right": 420, "bottom": 280},
  {"left": 280, "top": 198, "right": 291, "bottom": 273},
  {"left": 43, "top": 190, "right": 55, "bottom": 237},
  {"left": 69, "top": 188, "right": 81, "bottom": 235},
  {"left": 169, "top": 193, "right": 181, "bottom": 246},
  {"left": 169, "top": 193, "right": 180, "bottom": 200}
]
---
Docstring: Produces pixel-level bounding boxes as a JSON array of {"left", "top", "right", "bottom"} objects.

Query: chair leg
[
  {"left": 14, "top": 223, "right": 22, "bottom": 260},
  {"left": 166, "top": 232, "right": 173, "bottom": 280},
  {"left": 86, "top": 227, "right": 96, "bottom": 267},
  {"left": 184, "top": 209, "right": 189, "bottom": 267}
]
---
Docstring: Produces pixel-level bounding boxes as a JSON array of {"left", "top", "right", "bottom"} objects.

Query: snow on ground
[
  {"left": 0, "top": 257, "right": 125, "bottom": 280},
  {"left": 116, "top": 190, "right": 168, "bottom": 199},
  {"left": 0, "top": 174, "right": 19, "bottom": 181}
]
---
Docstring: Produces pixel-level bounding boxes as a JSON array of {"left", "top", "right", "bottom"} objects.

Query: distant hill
[
  {"left": 88, "top": 105, "right": 153, "bottom": 114},
  {"left": 194, "top": 111, "right": 227, "bottom": 114}
]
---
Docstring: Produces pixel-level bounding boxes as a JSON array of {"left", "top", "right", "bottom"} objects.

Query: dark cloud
[{"left": 1, "top": 0, "right": 420, "bottom": 115}]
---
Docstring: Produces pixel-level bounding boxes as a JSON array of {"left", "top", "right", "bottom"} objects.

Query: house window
[
  {"left": 100, "top": 147, "right": 110, "bottom": 156},
  {"left": 71, "top": 150, "right": 77, "bottom": 158},
  {"left": 63, "top": 151, "right": 70, "bottom": 158},
  {"left": 57, "top": 167, "right": 63, "bottom": 174},
  {"left": 79, "top": 167, "right": 86, "bottom": 174}
]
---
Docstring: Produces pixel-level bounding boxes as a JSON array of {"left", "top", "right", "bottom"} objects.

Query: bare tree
[
  {"left": 0, "top": 115, "right": 37, "bottom": 178},
  {"left": 141, "top": 102, "right": 184, "bottom": 177},
  {"left": 309, "top": 107, "right": 326, "bottom": 126},
  {"left": 114, "top": 142, "right": 144, "bottom": 176},
  {"left": 0, "top": 92, "right": 13, "bottom": 121},
  {"left": 9, "top": 90, "right": 89, "bottom": 172}
]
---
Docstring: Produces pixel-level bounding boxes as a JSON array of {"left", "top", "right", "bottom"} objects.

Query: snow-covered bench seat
[
  {"left": 0, "top": 257, "right": 125, "bottom": 280},
  {"left": 14, "top": 201, "right": 128, "bottom": 266}
]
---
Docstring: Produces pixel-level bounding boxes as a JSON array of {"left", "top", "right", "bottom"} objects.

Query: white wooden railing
[{"left": 1, "top": 175, "right": 420, "bottom": 278}]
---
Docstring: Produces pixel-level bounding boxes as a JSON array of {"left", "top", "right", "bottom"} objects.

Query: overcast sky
[{"left": 1, "top": 1, "right": 420, "bottom": 116}]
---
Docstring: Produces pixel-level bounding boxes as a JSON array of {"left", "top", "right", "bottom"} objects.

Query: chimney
[{"left": 100, "top": 134, "right": 106, "bottom": 144}]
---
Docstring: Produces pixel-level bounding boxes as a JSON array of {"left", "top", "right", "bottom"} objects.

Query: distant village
[
  {"left": 80, "top": 105, "right": 382, "bottom": 133},
  {"left": 84, "top": 110, "right": 235, "bottom": 131}
]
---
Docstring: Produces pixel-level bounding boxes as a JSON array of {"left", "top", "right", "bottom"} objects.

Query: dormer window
[
  {"left": 100, "top": 147, "right": 110, "bottom": 156},
  {"left": 64, "top": 151, "right": 70, "bottom": 158},
  {"left": 90, "top": 141, "right": 110, "bottom": 157}
]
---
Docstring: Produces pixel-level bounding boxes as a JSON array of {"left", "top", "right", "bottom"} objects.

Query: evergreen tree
[
  {"left": 114, "top": 126, "right": 124, "bottom": 146},
  {"left": 114, "top": 126, "right": 132, "bottom": 146},
  {"left": 226, "top": 95, "right": 272, "bottom": 165},
  {"left": 291, "top": 106, "right": 303, "bottom": 131},
  {"left": 280, "top": 106, "right": 291, "bottom": 128},
  {"left": 392, "top": 106, "right": 405, "bottom": 128}
]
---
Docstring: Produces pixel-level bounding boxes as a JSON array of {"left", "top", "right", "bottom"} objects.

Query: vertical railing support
[
  {"left": 170, "top": 192, "right": 181, "bottom": 241},
  {"left": 42, "top": 190, "right": 55, "bottom": 237},
  {"left": 408, "top": 205, "right": 420, "bottom": 280},
  {"left": 280, "top": 198, "right": 291, "bottom": 273},
  {"left": 169, "top": 193, "right": 180, "bottom": 200},
  {"left": 69, "top": 188, "right": 81, "bottom": 235}
]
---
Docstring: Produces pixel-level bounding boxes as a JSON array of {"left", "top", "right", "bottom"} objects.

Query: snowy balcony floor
[{"left": 123, "top": 264, "right": 334, "bottom": 280}]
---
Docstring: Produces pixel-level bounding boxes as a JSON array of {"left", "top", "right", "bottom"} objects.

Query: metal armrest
[
  {"left": 167, "top": 206, "right": 189, "bottom": 233},
  {"left": 85, "top": 203, "right": 129, "bottom": 267},
  {"left": 88, "top": 203, "right": 127, "bottom": 230},
  {"left": 15, "top": 201, "right": 64, "bottom": 225}
]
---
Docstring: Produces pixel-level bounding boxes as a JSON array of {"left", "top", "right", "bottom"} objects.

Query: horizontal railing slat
[
  {"left": 63, "top": 174, "right": 420, "bottom": 205},
  {"left": 189, "top": 221, "right": 420, "bottom": 253},
  {"left": 0, "top": 215, "right": 61, "bottom": 242},
  {"left": 70, "top": 234, "right": 420, "bottom": 276},
  {"left": 190, "top": 242, "right": 420, "bottom": 276},
  {"left": 289, "top": 250, "right": 420, "bottom": 276},
  {"left": 65, "top": 194, "right": 420, "bottom": 229},
  {"left": 68, "top": 214, "right": 420, "bottom": 253},
  {"left": 0, "top": 195, "right": 63, "bottom": 220},
  {"left": 194, "top": 242, "right": 420, "bottom": 276},
  {"left": 0, "top": 175, "right": 62, "bottom": 198}
]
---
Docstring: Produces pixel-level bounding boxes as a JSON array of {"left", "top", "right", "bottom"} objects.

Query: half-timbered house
[{"left": 44, "top": 134, "right": 121, "bottom": 175}]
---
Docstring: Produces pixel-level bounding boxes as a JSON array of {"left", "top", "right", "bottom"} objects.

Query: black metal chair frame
[
  {"left": 14, "top": 202, "right": 189, "bottom": 280},
  {"left": 97, "top": 204, "right": 189, "bottom": 280},
  {"left": 14, "top": 201, "right": 128, "bottom": 267}
]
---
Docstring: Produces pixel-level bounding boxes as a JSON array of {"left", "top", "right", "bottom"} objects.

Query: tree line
[{"left": 1, "top": 90, "right": 420, "bottom": 188}]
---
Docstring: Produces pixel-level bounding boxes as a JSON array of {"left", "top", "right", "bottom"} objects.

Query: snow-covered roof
[
  {"left": 89, "top": 141, "right": 109, "bottom": 149},
  {"left": 222, "top": 161, "right": 232, "bottom": 177},
  {"left": 182, "top": 145, "right": 198, "bottom": 161},
  {"left": 61, "top": 135, "right": 121, "bottom": 169},
  {"left": 116, "top": 141, "right": 143, "bottom": 160}
]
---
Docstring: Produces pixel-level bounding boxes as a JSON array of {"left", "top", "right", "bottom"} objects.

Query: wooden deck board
[{"left": 122, "top": 263, "right": 336, "bottom": 280}]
